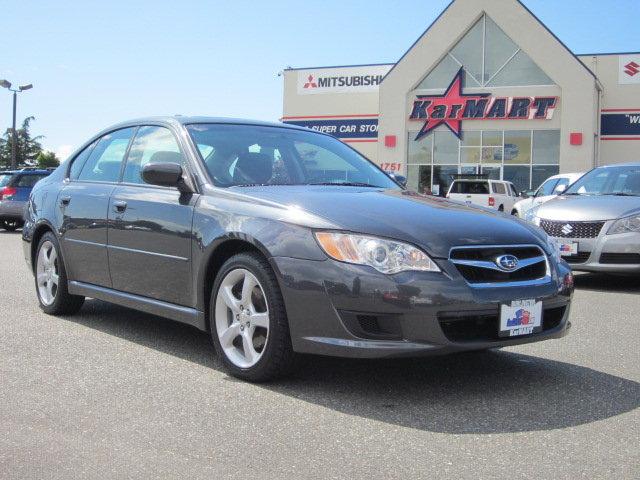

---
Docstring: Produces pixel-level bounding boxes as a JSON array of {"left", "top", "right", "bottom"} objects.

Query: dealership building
[{"left": 282, "top": 0, "right": 640, "bottom": 194}]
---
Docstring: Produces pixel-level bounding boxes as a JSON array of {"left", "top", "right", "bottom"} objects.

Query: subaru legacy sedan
[
  {"left": 23, "top": 117, "right": 573, "bottom": 381},
  {"left": 531, "top": 162, "right": 640, "bottom": 273}
]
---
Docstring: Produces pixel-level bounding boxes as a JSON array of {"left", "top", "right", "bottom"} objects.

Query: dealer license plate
[
  {"left": 558, "top": 242, "right": 578, "bottom": 256},
  {"left": 499, "top": 299, "right": 543, "bottom": 337}
]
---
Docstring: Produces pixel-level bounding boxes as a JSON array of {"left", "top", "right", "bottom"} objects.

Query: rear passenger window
[
  {"left": 492, "top": 182, "right": 506, "bottom": 194},
  {"left": 122, "top": 126, "right": 184, "bottom": 184},
  {"left": 15, "top": 174, "right": 48, "bottom": 187},
  {"left": 450, "top": 181, "right": 490, "bottom": 194},
  {"left": 69, "top": 141, "right": 97, "bottom": 180},
  {"left": 78, "top": 128, "right": 135, "bottom": 182}
]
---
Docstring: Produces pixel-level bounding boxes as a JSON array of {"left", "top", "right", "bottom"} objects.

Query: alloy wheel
[
  {"left": 36, "top": 240, "right": 59, "bottom": 306},
  {"left": 215, "top": 268, "right": 270, "bottom": 368}
]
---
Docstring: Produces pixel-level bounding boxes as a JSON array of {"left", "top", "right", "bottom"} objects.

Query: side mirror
[
  {"left": 520, "top": 189, "right": 535, "bottom": 199},
  {"left": 387, "top": 172, "right": 407, "bottom": 187},
  {"left": 142, "top": 162, "right": 192, "bottom": 193},
  {"left": 554, "top": 184, "right": 567, "bottom": 194}
]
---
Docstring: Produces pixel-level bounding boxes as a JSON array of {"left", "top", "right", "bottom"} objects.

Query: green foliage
[
  {"left": 36, "top": 150, "right": 60, "bottom": 169},
  {"left": 0, "top": 116, "right": 44, "bottom": 168}
]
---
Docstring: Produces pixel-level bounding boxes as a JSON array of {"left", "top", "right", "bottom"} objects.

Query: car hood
[
  {"left": 536, "top": 195, "right": 640, "bottom": 221},
  {"left": 232, "top": 186, "right": 547, "bottom": 258}
]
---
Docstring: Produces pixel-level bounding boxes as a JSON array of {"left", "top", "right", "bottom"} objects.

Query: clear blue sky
[{"left": 1, "top": 0, "right": 638, "bottom": 159}]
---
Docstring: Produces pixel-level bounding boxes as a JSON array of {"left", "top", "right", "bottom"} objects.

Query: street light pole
[
  {"left": 11, "top": 90, "right": 17, "bottom": 169},
  {"left": 0, "top": 80, "right": 33, "bottom": 169}
]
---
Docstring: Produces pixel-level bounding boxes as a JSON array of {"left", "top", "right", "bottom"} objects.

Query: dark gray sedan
[{"left": 22, "top": 117, "right": 573, "bottom": 381}]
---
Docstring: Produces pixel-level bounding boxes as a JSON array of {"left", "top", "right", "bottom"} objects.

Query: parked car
[
  {"left": 513, "top": 172, "right": 584, "bottom": 217},
  {"left": 531, "top": 162, "right": 640, "bottom": 273},
  {"left": 0, "top": 168, "right": 51, "bottom": 231},
  {"left": 446, "top": 178, "right": 519, "bottom": 213},
  {"left": 23, "top": 117, "right": 573, "bottom": 381}
]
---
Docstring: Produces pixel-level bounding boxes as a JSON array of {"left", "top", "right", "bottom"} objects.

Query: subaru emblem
[{"left": 496, "top": 254, "right": 519, "bottom": 271}]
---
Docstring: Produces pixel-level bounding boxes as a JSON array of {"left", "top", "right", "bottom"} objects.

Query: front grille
[
  {"left": 449, "top": 245, "right": 548, "bottom": 285},
  {"left": 540, "top": 219, "right": 605, "bottom": 238},
  {"left": 439, "top": 306, "right": 566, "bottom": 343},
  {"left": 599, "top": 252, "right": 640, "bottom": 264},
  {"left": 563, "top": 251, "right": 591, "bottom": 264}
]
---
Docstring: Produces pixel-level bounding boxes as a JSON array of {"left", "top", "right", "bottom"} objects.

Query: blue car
[{"left": 0, "top": 168, "right": 52, "bottom": 231}]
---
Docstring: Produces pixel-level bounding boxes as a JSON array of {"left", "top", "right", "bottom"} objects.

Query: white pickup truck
[{"left": 446, "top": 179, "right": 519, "bottom": 213}]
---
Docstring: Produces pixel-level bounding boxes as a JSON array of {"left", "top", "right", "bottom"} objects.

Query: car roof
[
  {"left": 105, "top": 115, "right": 311, "bottom": 133},
  {"left": 1, "top": 169, "right": 51, "bottom": 174},
  {"left": 596, "top": 161, "right": 640, "bottom": 168}
]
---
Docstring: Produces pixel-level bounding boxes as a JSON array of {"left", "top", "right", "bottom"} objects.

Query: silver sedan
[{"left": 530, "top": 162, "right": 640, "bottom": 273}]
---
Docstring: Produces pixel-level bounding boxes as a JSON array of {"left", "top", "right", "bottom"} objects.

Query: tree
[
  {"left": 36, "top": 150, "right": 60, "bottom": 169},
  {"left": 0, "top": 116, "right": 44, "bottom": 168}
]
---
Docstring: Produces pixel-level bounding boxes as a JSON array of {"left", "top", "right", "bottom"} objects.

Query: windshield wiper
[
  {"left": 602, "top": 192, "right": 639, "bottom": 196},
  {"left": 308, "top": 181, "right": 384, "bottom": 188}
]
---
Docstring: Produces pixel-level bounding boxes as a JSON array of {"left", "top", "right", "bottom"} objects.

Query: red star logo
[{"left": 411, "top": 68, "right": 489, "bottom": 141}]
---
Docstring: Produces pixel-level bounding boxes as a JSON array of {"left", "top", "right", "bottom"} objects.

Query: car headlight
[
  {"left": 524, "top": 205, "right": 540, "bottom": 224},
  {"left": 607, "top": 214, "right": 640, "bottom": 235},
  {"left": 314, "top": 231, "right": 441, "bottom": 274}
]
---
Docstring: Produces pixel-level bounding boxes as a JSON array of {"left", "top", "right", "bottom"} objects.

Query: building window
[
  {"left": 416, "top": 14, "right": 553, "bottom": 90},
  {"left": 406, "top": 129, "right": 560, "bottom": 195}
]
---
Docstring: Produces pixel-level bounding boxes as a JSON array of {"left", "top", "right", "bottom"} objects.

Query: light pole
[{"left": 1, "top": 80, "right": 33, "bottom": 169}]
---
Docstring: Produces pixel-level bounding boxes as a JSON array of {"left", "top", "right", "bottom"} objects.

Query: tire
[
  {"left": 210, "top": 252, "right": 294, "bottom": 382},
  {"left": 34, "top": 232, "right": 85, "bottom": 315},
  {"left": 498, "top": 205, "right": 504, "bottom": 212},
  {"left": 2, "top": 220, "right": 19, "bottom": 231},
  {"left": 511, "top": 209, "right": 519, "bottom": 216}
]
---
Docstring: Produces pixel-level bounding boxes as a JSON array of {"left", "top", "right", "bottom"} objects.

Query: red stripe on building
[
  {"left": 281, "top": 114, "right": 379, "bottom": 120},
  {"left": 601, "top": 108, "right": 640, "bottom": 112},
  {"left": 601, "top": 137, "right": 640, "bottom": 140}
]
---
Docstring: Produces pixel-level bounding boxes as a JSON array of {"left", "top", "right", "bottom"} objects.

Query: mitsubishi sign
[{"left": 296, "top": 65, "right": 392, "bottom": 95}]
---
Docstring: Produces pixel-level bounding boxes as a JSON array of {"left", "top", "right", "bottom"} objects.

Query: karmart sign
[{"left": 409, "top": 68, "right": 558, "bottom": 141}]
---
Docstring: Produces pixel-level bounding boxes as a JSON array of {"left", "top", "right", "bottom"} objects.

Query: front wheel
[
  {"left": 35, "top": 232, "right": 85, "bottom": 315},
  {"left": 511, "top": 209, "right": 519, "bottom": 216},
  {"left": 210, "top": 252, "right": 294, "bottom": 382}
]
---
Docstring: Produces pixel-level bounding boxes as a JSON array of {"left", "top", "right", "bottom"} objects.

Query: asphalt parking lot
[{"left": 0, "top": 231, "right": 638, "bottom": 479}]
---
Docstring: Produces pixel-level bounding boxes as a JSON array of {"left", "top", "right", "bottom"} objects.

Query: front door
[
  {"left": 59, "top": 128, "right": 135, "bottom": 287},
  {"left": 107, "top": 125, "right": 197, "bottom": 307}
]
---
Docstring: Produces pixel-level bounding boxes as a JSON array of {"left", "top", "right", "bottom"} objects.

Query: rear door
[
  {"left": 107, "top": 125, "right": 197, "bottom": 306},
  {"left": 59, "top": 128, "right": 135, "bottom": 287}
]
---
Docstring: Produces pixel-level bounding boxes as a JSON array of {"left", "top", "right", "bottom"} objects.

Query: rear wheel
[
  {"left": 35, "top": 232, "right": 85, "bottom": 315},
  {"left": 210, "top": 252, "right": 294, "bottom": 382},
  {"left": 511, "top": 209, "right": 519, "bottom": 216}
]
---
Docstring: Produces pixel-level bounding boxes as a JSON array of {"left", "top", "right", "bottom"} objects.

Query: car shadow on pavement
[
  {"left": 573, "top": 271, "right": 640, "bottom": 294},
  {"left": 67, "top": 299, "right": 640, "bottom": 435}
]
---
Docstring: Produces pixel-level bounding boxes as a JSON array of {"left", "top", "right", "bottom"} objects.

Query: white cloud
[{"left": 54, "top": 144, "right": 74, "bottom": 160}]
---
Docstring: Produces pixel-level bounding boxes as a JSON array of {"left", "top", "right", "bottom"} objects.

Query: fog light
[{"left": 563, "top": 272, "right": 574, "bottom": 290}]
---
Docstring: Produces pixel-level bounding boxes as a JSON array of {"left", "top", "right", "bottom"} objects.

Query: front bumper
[
  {"left": 270, "top": 255, "right": 572, "bottom": 358},
  {"left": 551, "top": 221, "right": 640, "bottom": 273}
]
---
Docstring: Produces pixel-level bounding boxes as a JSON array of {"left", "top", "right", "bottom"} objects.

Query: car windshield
[
  {"left": 0, "top": 174, "right": 14, "bottom": 187},
  {"left": 564, "top": 165, "right": 640, "bottom": 196},
  {"left": 185, "top": 124, "right": 398, "bottom": 189}
]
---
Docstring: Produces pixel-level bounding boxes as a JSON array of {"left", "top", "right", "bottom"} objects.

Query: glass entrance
[{"left": 480, "top": 164, "right": 501, "bottom": 179}]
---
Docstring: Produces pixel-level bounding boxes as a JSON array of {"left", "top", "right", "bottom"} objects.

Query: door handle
[
  {"left": 60, "top": 196, "right": 71, "bottom": 206},
  {"left": 113, "top": 200, "right": 127, "bottom": 213}
]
